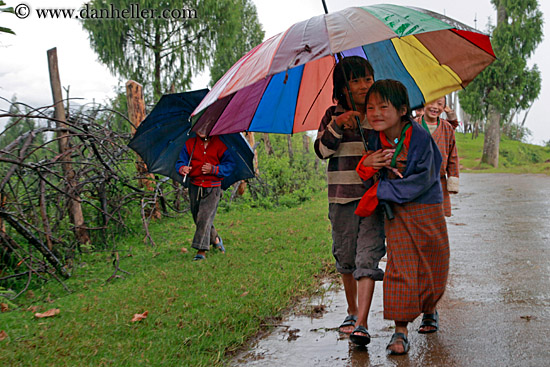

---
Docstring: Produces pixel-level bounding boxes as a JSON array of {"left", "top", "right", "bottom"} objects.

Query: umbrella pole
[
  {"left": 336, "top": 53, "right": 370, "bottom": 152},
  {"left": 336, "top": 52, "right": 394, "bottom": 220},
  {"left": 182, "top": 137, "right": 198, "bottom": 186},
  {"left": 321, "top": 0, "right": 328, "bottom": 14},
  {"left": 323, "top": 3, "right": 369, "bottom": 151}
]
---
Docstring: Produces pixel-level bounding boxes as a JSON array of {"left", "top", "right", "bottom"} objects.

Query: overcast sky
[{"left": 1, "top": 0, "right": 548, "bottom": 145}]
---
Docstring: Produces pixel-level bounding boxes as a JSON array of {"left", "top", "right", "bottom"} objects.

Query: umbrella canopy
[
  {"left": 191, "top": 4, "right": 495, "bottom": 136},
  {"left": 128, "top": 89, "right": 255, "bottom": 190}
]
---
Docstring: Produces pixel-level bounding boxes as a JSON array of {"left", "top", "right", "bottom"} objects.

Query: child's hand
[
  {"left": 444, "top": 106, "right": 457, "bottom": 121},
  {"left": 201, "top": 163, "right": 213, "bottom": 174},
  {"left": 335, "top": 111, "right": 362, "bottom": 130},
  {"left": 179, "top": 166, "right": 191, "bottom": 175},
  {"left": 362, "top": 149, "right": 394, "bottom": 169}
]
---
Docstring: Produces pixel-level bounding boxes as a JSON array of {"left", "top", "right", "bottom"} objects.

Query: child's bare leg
[{"left": 340, "top": 273, "right": 357, "bottom": 333}]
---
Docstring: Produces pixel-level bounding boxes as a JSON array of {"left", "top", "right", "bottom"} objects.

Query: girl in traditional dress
[
  {"left": 416, "top": 96, "right": 460, "bottom": 218},
  {"left": 355, "top": 80, "right": 450, "bottom": 355}
]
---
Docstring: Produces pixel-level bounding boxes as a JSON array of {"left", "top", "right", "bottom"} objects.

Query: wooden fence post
[
  {"left": 126, "top": 80, "right": 161, "bottom": 219},
  {"left": 47, "top": 47, "right": 91, "bottom": 246}
]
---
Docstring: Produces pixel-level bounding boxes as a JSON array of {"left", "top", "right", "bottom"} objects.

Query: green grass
[
  {"left": 456, "top": 132, "right": 550, "bottom": 174},
  {"left": 0, "top": 191, "right": 335, "bottom": 366}
]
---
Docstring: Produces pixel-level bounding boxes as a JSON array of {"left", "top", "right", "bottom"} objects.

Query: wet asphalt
[{"left": 231, "top": 173, "right": 550, "bottom": 367}]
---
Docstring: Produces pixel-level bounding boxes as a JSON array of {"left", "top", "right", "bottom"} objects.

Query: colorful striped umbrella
[{"left": 191, "top": 4, "right": 495, "bottom": 135}]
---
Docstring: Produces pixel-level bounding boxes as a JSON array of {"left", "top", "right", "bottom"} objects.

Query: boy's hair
[
  {"left": 332, "top": 56, "right": 374, "bottom": 110},
  {"left": 366, "top": 79, "right": 411, "bottom": 121}
]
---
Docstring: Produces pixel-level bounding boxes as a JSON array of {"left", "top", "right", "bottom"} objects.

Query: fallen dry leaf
[
  {"left": 35, "top": 308, "right": 60, "bottom": 318},
  {"left": 240, "top": 291, "right": 249, "bottom": 297},
  {"left": 180, "top": 247, "right": 188, "bottom": 253},
  {"left": 0, "top": 330, "right": 7, "bottom": 341},
  {"left": 27, "top": 306, "right": 39, "bottom": 313},
  {"left": 1, "top": 303, "right": 8, "bottom": 312},
  {"left": 131, "top": 310, "right": 148, "bottom": 322}
]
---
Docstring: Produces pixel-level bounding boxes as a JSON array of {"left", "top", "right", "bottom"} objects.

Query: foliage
[
  {"left": 81, "top": 0, "right": 263, "bottom": 100},
  {"left": 458, "top": 0, "right": 543, "bottom": 166},
  {"left": 460, "top": 0, "right": 543, "bottom": 121},
  {"left": 225, "top": 133, "right": 326, "bottom": 210},
  {"left": 0, "top": 190, "right": 334, "bottom": 366},
  {"left": 0, "top": 0, "right": 15, "bottom": 35},
  {"left": 208, "top": 0, "right": 264, "bottom": 85}
]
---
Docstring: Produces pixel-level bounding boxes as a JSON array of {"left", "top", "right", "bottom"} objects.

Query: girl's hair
[
  {"left": 332, "top": 56, "right": 374, "bottom": 110},
  {"left": 365, "top": 79, "right": 411, "bottom": 121}
]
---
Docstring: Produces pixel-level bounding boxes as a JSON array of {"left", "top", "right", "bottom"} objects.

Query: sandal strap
[
  {"left": 351, "top": 325, "right": 370, "bottom": 336},
  {"left": 339, "top": 314, "right": 357, "bottom": 328}
]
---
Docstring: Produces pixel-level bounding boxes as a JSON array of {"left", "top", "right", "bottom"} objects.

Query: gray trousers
[
  {"left": 328, "top": 201, "right": 386, "bottom": 281},
  {"left": 189, "top": 184, "right": 222, "bottom": 251}
]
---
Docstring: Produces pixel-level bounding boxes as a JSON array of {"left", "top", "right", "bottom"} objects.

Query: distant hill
[{"left": 456, "top": 132, "right": 550, "bottom": 174}]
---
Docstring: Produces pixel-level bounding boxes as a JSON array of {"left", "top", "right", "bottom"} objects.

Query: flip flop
[
  {"left": 214, "top": 236, "right": 225, "bottom": 253},
  {"left": 338, "top": 314, "right": 357, "bottom": 334},
  {"left": 418, "top": 310, "right": 439, "bottom": 334},
  {"left": 350, "top": 325, "right": 371, "bottom": 346},
  {"left": 193, "top": 254, "right": 205, "bottom": 261},
  {"left": 386, "top": 332, "right": 410, "bottom": 355}
]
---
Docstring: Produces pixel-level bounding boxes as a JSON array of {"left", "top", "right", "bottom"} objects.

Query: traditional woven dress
[{"left": 356, "top": 120, "right": 450, "bottom": 322}]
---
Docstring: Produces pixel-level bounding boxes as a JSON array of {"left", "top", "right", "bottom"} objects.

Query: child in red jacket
[{"left": 176, "top": 133, "right": 235, "bottom": 261}]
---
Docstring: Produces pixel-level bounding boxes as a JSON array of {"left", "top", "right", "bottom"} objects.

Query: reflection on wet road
[{"left": 231, "top": 173, "right": 550, "bottom": 366}]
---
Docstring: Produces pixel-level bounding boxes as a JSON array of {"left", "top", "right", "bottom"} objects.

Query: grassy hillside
[{"left": 456, "top": 132, "right": 550, "bottom": 174}]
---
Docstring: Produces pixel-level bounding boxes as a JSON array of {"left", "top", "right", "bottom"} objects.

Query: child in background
[
  {"left": 355, "top": 80, "right": 449, "bottom": 355},
  {"left": 176, "top": 133, "right": 235, "bottom": 261},
  {"left": 416, "top": 96, "right": 459, "bottom": 218}
]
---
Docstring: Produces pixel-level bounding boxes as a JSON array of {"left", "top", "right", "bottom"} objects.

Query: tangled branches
[{"left": 0, "top": 98, "right": 185, "bottom": 295}]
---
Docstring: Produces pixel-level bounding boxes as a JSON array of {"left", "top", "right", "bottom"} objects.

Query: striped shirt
[{"left": 314, "top": 105, "right": 376, "bottom": 204}]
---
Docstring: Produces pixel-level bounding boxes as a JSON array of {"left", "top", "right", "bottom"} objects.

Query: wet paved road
[{"left": 231, "top": 173, "right": 550, "bottom": 367}]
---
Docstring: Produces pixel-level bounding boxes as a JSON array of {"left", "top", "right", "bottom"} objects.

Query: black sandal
[
  {"left": 350, "top": 325, "right": 371, "bottom": 346},
  {"left": 418, "top": 310, "right": 439, "bottom": 334},
  {"left": 386, "top": 332, "right": 410, "bottom": 355}
]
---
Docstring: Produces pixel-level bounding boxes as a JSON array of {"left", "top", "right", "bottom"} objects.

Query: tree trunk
[
  {"left": 516, "top": 105, "right": 532, "bottom": 141},
  {"left": 263, "top": 133, "right": 274, "bottom": 155},
  {"left": 154, "top": 31, "right": 162, "bottom": 99},
  {"left": 302, "top": 134, "right": 310, "bottom": 153},
  {"left": 481, "top": 105, "right": 501, "bottom": 167},
  {"left": 47, "top": 48, "right": 91, "bottom": 246},
  {"left": 287, "top": 135, "right": 294, "bottom": 164},
  {"left": 126, "top": 80, "right": 161, "bottom": 219},
  {"left": 245, "top": 132, "right": 258, "bottom": 173}
]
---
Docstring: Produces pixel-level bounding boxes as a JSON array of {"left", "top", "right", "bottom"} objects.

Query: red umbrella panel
[{"left": 191, "top": 4, "right": 495, "bottom": 136}]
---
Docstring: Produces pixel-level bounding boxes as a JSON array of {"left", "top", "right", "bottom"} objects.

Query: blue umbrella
[{"left": 128, "top": 89, "right": 255, "bottom": 190}]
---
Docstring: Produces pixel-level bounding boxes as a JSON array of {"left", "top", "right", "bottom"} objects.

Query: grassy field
[{"left": 0, "top": 191, "right": 335, "bottom": 366}]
